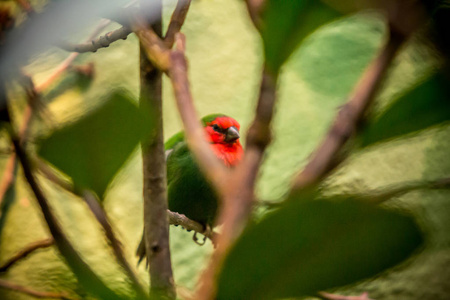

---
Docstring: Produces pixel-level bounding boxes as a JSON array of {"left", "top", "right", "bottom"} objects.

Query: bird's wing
[{"left": 164, "top": 130, "right": 187, "bottom": 185}]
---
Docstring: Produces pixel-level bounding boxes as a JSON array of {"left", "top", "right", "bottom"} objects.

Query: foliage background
[{"left": 0, "top": 0, "right": 449, "bottom": 299}]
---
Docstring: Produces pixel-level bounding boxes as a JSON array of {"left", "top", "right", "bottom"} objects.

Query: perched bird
[{"left": 137, "top": 114, "right": 243, "bottom": 262}]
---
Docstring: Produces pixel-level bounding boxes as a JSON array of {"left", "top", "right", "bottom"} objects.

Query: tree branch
[
  {"left": 164, "top": 0, "right": 191, "bottom": 48},
  {"left": 135, "top": 26, "right": 171, "bottom": 72},
  {"left": 7, "top": 116, "right": 123, "bottom": 299},
  {"left": 0, "top": 238, "right": 54, "bottom": 272},
  {"left": 82, "top": 192, "right": 148, "bottom": 299},
  {"left": 37, "top": 160, "right": 215, "bottom": 242},
  {"left": 167, "top": 210, "right": 217, "bottom": 241},
  {"left": 168, "top": 45, "right": 229, "bottom": 192},
  {"left": 60, "top": 26, "right": 132, "bottom": 53},
  {"left": 139, "top": 0, "right": 175, "bottom": 298},
  {"left": 291, "top": 28, "right": 406, "bottom": 191},
  {"left": 0, "top": 279, "right": 74, "bottom": 299},
  {"left": 195, "top": 66, "right": 278, "bottom": 300}
]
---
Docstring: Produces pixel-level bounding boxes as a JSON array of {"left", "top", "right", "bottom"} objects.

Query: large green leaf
[
  {"left": 361, "top": 72, "right": 450, "bottom": 147},
  {"left": 217, "top": 198, "right": 423, "bottom": 300},
  {"left": 38, "top": 91, "right": 153, "bottom": 198},
  {"left": 258, "top": 0, "right": 341, "bottom": 73}
]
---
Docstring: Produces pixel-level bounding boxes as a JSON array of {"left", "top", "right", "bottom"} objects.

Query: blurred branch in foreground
[
  {"left": 82, "top": 191, "right": 148, "bottom": 299},
  {"left": 164, "top": 0, "right": 191, "bottom": 48},
  {"left": 7, "top": 116, "right": 123, "bottom": 299},
  {"left": 291, "top": 1, "right": 426, "bottom": 192},
  {"left": 0, "top": 279, "right": 75, "bottom": 300},
  {"left": 291, "top": 26, "right": 407, "bottom": 191},
  {"left": 0, "top": 238, "right": 54, "bottom": 272}
]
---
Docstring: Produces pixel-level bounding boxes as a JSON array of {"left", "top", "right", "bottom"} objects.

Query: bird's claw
[
  {"left": 193, "top": 224, "right": 212, "bottom": 246},
  {"left": 193, "top": 231, "right": 207, "bottom": 245}
]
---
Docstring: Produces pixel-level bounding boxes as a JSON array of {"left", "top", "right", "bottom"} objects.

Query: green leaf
[
  {"left": 38, "top": 90, "right": 153, "bottom": 198},
  {"left": 217, "top": 198, "right": 423, "bottom": 300},
  {"left": 258, "top": 0, "right": 341, "bottom": 73},
  {"left": 292, "top": 13, "right": 385, "bottom": 97},
  {"left": 361, "top": 72, "right": 450, "bottom": 147}
]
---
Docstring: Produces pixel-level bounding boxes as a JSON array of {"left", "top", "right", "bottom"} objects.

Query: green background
[{"left": 1, "top": 0, "right": 449, "bottom": 299}]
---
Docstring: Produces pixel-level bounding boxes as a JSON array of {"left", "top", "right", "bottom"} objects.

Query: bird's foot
[
  {"left": 193, "top": 231, "right": 207, "bottom": 245},
  {"left": 192, "top": 224, "right": 212, "bottom": 246}
]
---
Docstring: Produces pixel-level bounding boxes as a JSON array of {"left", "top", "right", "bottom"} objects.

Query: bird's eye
[{"left": 212, "top": 124, "right": 221, "bottom": 132}]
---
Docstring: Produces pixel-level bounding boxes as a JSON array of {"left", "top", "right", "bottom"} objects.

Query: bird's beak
[{"left": 225, "top": 126, "right": 240, "bottom": 143}]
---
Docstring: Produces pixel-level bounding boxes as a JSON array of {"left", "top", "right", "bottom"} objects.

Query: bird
[{"left": 137, "top": 114, "right": 243, "bottom": 263}]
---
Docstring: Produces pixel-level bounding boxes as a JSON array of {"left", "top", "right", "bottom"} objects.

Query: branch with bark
[
  {"left": 139, "top": 0, "right": 176, "bottom": 299},
  {"left": 60, "top": 26, "right": 132, "bottom": 53},
  {"left": 164, "top": 0, "right": 191, "bottom": 48}
]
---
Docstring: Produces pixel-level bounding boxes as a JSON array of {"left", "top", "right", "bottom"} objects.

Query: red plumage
[{"left": 205, "top": 116, "right": 243, "bottom": 166}]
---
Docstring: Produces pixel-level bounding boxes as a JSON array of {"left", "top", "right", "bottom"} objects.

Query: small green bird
[{"left": 137, "top": 114, "right": 243, "bottom": 262}]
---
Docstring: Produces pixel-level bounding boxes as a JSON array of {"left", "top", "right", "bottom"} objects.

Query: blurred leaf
[
  {"left": 38, "top": 90, "right": 153, "bottom": 198},
  {"left": 217, "top": 198, "right": 423, "bottom": 300},
  {"left": 361, "top": 71, "right": 450, "bottom": 147},
  {"left": 292, "top": 13, "right": 385, "bottom": 97},
  {"left": 44, "top": 65, "right": 95, "bottom": 102},
  {"left": 258, "top": 0, "right": 341, "bottom": 73}
]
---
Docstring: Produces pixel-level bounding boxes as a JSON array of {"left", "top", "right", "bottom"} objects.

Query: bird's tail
[{"left": 136, "top": 232, "right": 147, "bottom": 267}]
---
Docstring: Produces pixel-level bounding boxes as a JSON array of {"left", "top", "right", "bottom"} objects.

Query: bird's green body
[
  {"left": 137, "top": 114, "right": 242, "bottom": 262},
  {"left": 166, "top": 134, "right": 218, "bottom": 226}
]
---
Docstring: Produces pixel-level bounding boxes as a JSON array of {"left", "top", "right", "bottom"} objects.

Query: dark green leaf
[
  {"left": 38, "top": 90, "right": 153, "bottom": 198},
  {"left": 361, "top": 72, "right": 450, "bottom": 147},
  {"left": 258, "top": 0, "right": 341, "bottom": 73},
  {"left": 217, "top": 198, "right": 423, "bottom": 300}
]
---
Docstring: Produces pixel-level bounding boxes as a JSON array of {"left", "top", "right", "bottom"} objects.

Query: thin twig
[
  {"left": 164, "top": 0, "right": 191, "bottom": 48},
  {"left": 0, "top": 77, "right": 38, "bottom": 211},
  {"left": 292, "top": 29, "right": 406, "bottom": 191},
  {"left": 60, "top": 26, "right": 132, "bottom": 53},
  {"left": 7, "top": 115, "right": 123, "bottom": 299},
  {"left": 82, "top": 192, "right": 148, "bottom": 300},
  {"left": 0, "top": 279, "right": 75, "bottom": 299},
  {"left": 168, "top": 210, "right": 217, "bottom": 241},
  {"left": 35, "top": 19, "right": 110, "bottom": 92},
  {"left": 38, "top": 160, "right": 214, "bottom": 241},
  {"left": 139, "top": 0, "right": 175, "bottom": 298},
  {"left": 0, "top": 238, "right": 54, "bottom": 272}
]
